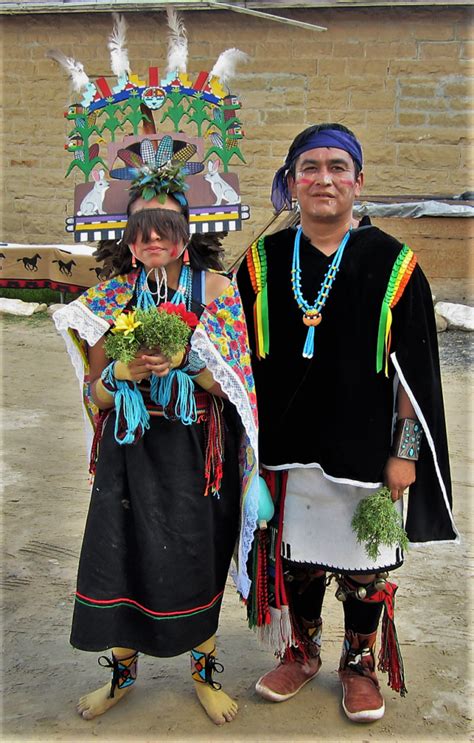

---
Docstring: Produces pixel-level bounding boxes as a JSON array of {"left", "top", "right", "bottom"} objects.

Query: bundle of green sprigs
[
  {"left": 351, "top": 486, "right": 409, "bottom": 560},
  {"left": 104, "top": 304, "right": 196, "bottom": 364}
]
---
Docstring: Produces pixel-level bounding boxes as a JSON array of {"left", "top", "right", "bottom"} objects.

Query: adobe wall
[{"left": 1, "top": 6, "right": 472, "bottom": 292}]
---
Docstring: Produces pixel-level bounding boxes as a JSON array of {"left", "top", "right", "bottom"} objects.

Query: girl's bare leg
[
  {"left": 77, "top": 647, "right": 138, "bottom": 720},
  {"left": 191, "top": 635, "right": 238, "bottom": 725}
]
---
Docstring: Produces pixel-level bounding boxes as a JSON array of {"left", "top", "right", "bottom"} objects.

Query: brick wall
[{"left": 1, "top": 6, "right": 472, "bottom": 281}]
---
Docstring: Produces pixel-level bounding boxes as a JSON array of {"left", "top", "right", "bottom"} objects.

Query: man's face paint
[
  {"left": 295, "top": 177, "right": 314, "bottom": 186},
  {"left": 338, "top": 177, "right": 356, "bottom": 187},
  {"left": 271, "top": 128, "right": 363, "bottom": 211},
  {"left": 290, "top": 146, "right": 363, "bottom": 224}
]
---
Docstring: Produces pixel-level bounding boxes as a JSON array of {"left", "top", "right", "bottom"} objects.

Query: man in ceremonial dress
[{"left": 237, "top": 123, "right": 457, "bottom": 722}]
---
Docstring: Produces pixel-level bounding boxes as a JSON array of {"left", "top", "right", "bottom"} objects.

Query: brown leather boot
[
  {"left": 338, "top": 630, "right": 385, "bottom": 722},
  {"left": 256, "top": 620, "right": 322, "bottom": 702}
]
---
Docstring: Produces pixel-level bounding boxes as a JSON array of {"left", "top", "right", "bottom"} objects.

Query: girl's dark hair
[
  {"left": 287, "top": 123, "right": 362, "bottom": 178},
  {"left": 94, "top": 192, "right": 225, "bottom": 276},
  {"left": 123, "top": 207, "right": 189, "bottom": 248}
]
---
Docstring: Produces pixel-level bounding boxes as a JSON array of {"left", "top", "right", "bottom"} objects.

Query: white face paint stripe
[{"left": 390, "top": 351, "right": 460, "bottom": 542}]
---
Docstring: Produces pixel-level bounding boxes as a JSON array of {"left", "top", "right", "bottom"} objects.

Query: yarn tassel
[
  {"left": 101, "top": 363, "right": 150, "bottom": 445},
  {"left": 257, "top": 529, "right": 271, "bottom": 626},
  {"left": 384, "top": 307, "right": 393, "bottom": 377},
  {"left": 89, "top": 409, "right": 110, "bottom": 476},
  {"left": 361, "top": 578, "right": 407, "bottom": 696},
  {"left": 376, "top": 245, "right": 416, "bottom": 376},
  {"left": 261, "top": 283, "right": 270, "bottom": 356},
  {"left": 255, "top": 291, "right": 265, "bottom": 359},
  {"left": 302, "top": 325, "right": 315, "bottom": 359},
  {"left": 272, "top": 472, "right": 296, "bottom": 653},
  {"left": 257, "top": 605, "right": 292, "bottom": 656},
  {"left": 377, "top": 582, "right": 407, "bottom": 696},
  {"left": 247, "top": 471, "right": 297, "bottom": 653},
  {"left": 257, "top": 596, "right": 295, "bottom": 656},
  {"left": 149, "top": 374, "right": 160, "bottom": 404},
  {"left": 379, "top": 609, "right": 407, "bottom": 696},
  {"left": 113, "top": 381, "right": 150, "bottom": 444},
  {"left": 174, "top": 371, "right": 197, "bottom": 425},
  {"left": 248, "top": 237, "right": 270, "bottom": 360},
  {"left": 275, "top": 530, "right": 295, "bottom": 651},
  {"left": 153, "top": 369, "right": 197, "bottom": 425},
  {"left": 247, "top": 534, "right": 260, "bottom": 628},
  {"left": 248, "top": 528, "right": 271, "bottom": 629},
  {"left": 376, "top": 301, "right": 390, "bottom": 374},
  {"left": 279, "top": 605, "right": 295, "bottom": 650},
  {"left": 253, "top": 301, "right": 262, "bottom": 360},
  {"left": 203, "top": 397, "right": 224, "bottom": 496}
]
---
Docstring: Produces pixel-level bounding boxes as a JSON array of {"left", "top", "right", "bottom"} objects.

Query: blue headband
[{"left": 271, "top": 129, "right": 363, "bottom": 211}]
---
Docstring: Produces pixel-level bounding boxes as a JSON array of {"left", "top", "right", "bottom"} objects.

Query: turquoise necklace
[
  {"left": 137, "top": 262, "right": 193, "bottom": 311},
  {"left": 291, "top": 226, "right": 351, "bottom": 359},
  {"left": 173, "top": 262, "right": 193, "bottom": 309}
]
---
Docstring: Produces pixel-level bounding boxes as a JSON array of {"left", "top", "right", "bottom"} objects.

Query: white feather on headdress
[
  {"left": 166, "top": 7, "right": 188, "bottom": 74},
  {"left": 46, "top": 49, "right": 90, "bottom": 92},
  {"left": 108, "top": 12, "right": 130, "bottom": 78},
  {"left": 210, "top": 48, "right": 249, "bottom": 87}
]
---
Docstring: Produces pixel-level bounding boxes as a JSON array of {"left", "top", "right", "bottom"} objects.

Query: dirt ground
[{"left": 1, "top": 313, "right": 473, "bottom": 742}]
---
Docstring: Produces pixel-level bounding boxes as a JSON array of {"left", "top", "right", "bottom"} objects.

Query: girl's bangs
[{"left": 123, "top": 208, "right": 189, "bottom": 246}]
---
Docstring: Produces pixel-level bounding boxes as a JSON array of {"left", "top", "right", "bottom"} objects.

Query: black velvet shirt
[{"left": 237, "top": 221, "right": 455, "bottom": 543}]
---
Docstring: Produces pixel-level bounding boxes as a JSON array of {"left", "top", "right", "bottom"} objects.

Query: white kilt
[{"left": 277, "top": 467, "right": 404, "bottom": 573}]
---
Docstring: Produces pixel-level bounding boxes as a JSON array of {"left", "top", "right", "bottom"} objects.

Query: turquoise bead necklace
[
  {"left": 137, "top": 261, "right": 193, "bottom": 311},
  {"left": 174, "top": 261, "right": 193, "bottom": 309},
  {"left": 291, "top": 226, "right": 351, "bottom": 359}
]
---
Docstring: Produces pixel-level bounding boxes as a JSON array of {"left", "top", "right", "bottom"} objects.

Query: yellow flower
[
  {"left": 217, "top": 309, "right": 231, "bottom": 321},
  {"left": 111, "top": 311, "right": 142, "bottom": 336}
]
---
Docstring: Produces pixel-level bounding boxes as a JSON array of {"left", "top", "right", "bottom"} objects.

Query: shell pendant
[{"left": 303, "top": 312, "right": 322, "bottom": 327}]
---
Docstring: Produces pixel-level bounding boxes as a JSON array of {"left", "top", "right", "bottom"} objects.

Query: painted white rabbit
[
  {"left": 204, "top": 160, "right": 240, "bottom": 206},
  {"left": 77, "top": 169, "right": 109, "bottom": 216}
]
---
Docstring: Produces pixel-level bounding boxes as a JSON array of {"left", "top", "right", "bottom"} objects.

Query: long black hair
[{"left": 94, "top": 192, "right": 225, "bottom": 277}]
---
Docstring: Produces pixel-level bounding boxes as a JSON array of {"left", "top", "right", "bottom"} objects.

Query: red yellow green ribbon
[
  {"left": 247, "top": 237, "right": 270, "bottom": 359},
  {"left": 376, "top": 245, "right": 417, "bottom": 376}
]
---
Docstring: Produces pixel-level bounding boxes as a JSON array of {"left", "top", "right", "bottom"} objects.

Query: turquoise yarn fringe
[
  {"left": 101, "top": 363, "right": 150, "bottom": 445},
  {"left": 302, "top": 325, "right": 316, "bottom": 359},
  {"left": 151, "top": 369, "right": 197, "bottom": 426}
]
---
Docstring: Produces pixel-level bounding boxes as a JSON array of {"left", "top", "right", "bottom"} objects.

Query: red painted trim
[
  {"left": 148, "top": 66, "right": 159, "bottom": 86},
  {"left": 96, "top": 77, "right": 112, "bottom": 98},
  {"left": 75, "top": 589, "right": 224, "bottom": 616},
  {"left": 193, "top": 71, "right": 209, "bottom": 91}
]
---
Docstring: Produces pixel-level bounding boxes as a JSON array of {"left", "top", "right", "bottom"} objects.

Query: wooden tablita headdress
[{"left": 48, "top": 9, "right": 249, "bottom": 243}]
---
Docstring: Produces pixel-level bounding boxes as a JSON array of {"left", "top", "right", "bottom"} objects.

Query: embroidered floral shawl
[{"left": 54, "top": 270, "right": 260, "bottom": 598}]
